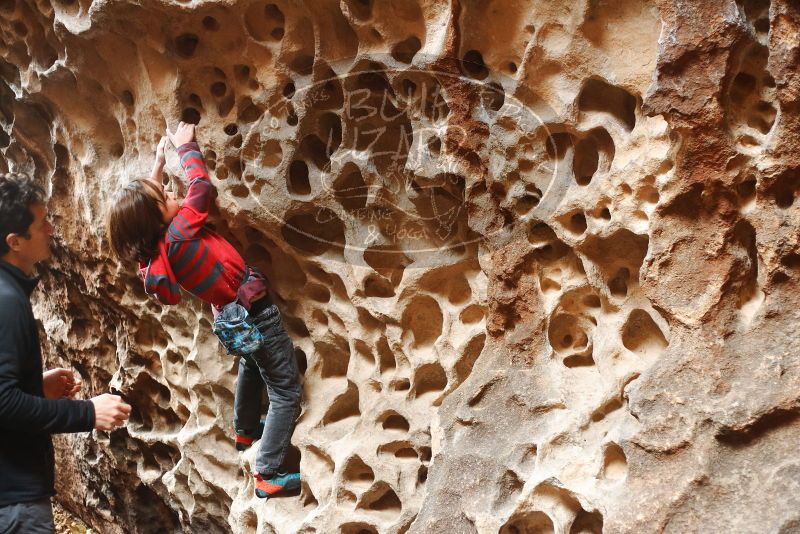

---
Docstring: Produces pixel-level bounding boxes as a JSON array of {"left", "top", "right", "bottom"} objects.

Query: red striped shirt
[{"left": 139, "top": 142, "right": 247, "bottom": 307}]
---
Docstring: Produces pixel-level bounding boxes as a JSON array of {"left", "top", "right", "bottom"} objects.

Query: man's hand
[
  {"left": 42, "top": 368, "right": 82, "bottom": 399},
  {"left": 90, "top": 394, "right": 131, "bottom": 431},
  {"left": 166, "top": 121, "right": 196, "bottom": 148}
]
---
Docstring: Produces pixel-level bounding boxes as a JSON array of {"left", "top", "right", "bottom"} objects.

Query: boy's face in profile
[{"left": 157, "top": 181, "right": 181, "bottom": 223}]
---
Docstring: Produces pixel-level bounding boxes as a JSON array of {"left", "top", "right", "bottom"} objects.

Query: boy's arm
[
  {"left": 0, "top": 303, "right": 95, "bottom": 434},
  {"left": 164, "top": 122, "right": 214, "bottom": 238},
  {"left": 148, "top": 137, "right": 168, "bottom": 187},
  {"left": 176, "top": 141, "right": 213, "bottom": 216}
]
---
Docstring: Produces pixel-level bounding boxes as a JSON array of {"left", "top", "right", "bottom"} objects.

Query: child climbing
[{"left": 106, "top": 122, "right": 301, "bottom": 499}]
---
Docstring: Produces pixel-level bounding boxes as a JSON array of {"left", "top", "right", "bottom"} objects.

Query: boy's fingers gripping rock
[{"left": 167, "top": 122, "right": 196, "bottom": 147}]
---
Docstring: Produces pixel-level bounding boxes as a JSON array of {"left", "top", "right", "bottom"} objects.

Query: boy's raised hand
[
  {"left": 166, "top": 121, "right": 196, "bottom": 148},
  {"left": 155, "top": 136, "right": 168, "bottom": 164}
]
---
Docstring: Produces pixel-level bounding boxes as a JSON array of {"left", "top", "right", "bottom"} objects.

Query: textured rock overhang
[{"left": 1, "top": 0, "right": 800, "bottom": 533}]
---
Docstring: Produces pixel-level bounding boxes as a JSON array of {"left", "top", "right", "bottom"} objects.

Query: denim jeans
[
  {"left": 0, "top": 498, "right": 54, "bottom": 533},
  {"left": 233, "top": 303, "right": 301, "bottom": 477}
]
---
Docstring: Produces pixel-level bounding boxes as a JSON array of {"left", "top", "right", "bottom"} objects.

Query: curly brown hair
[{"left": 106, "top": 179, "right": 167, "bottom": 264}]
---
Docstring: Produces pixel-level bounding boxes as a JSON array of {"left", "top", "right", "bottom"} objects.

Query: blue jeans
[
  {"left": 0, "top": 498, "right": 54, "bottom": 533},
  {"left": 233, "top": 303, "right": 301, "bottom": 477}
]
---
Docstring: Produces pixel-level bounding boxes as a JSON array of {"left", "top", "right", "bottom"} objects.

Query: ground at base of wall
[{"left": 54, "top": 502, "right": 92, "bottom": 534}]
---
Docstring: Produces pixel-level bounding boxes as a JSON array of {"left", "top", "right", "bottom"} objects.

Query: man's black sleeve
[{"left": 0, "top": 298, "right": 95, "bottom": 433}]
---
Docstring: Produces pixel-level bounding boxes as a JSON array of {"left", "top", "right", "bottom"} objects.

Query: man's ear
[{"left": 5, "top": 233, "right": 21, "bottom": 253}]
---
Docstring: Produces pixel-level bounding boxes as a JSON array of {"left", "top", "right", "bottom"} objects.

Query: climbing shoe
[
  {"left": 254, "top": 472, "right": 301, "bottom": 499},
  {"left": 235, "top": 421, "right": 265, "bottom": 451}
]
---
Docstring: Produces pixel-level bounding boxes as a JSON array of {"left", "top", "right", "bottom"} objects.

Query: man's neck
[{"left": 0, "top": 254, "right": 35, "bottom": 277}]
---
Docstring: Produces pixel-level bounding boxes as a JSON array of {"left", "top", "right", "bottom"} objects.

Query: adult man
[{"left": 0, "top": 172, "right": 131, "bottom": 533}]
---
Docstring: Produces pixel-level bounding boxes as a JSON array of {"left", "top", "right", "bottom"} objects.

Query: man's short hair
[{"left": 0, "top": 172, "right": 46, "bottom": 256}]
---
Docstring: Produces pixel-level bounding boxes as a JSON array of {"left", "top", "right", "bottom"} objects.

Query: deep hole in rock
[
  {"left": 566, "top": 212, "right": 588, "bottom": 234},
  {"left": 377, "top": 337, "right": 397, "bottom": 374},
  {"left": 546, "top": 132, "right": 574, "bottom": 160},
  {"left": 602, "top": 442, "right": 628, "bottom": 480},
  {"left": 121, "top": 90, "right": 134, "bottom": 107},
  {"left": 363, "top": 243, "right": 409, "bottom": 286},
  {"left": 181, "top": 107, "right": 201, "bottom": 124},
  {"left": 316, "top": 338, "right": 351, "bottom": 378},
  {"left": 245, "top": 1, "right": 285, "bottom": 41},
  {"left": 290, "top": 54, "right": 315, "bottom": 74},
  {"left": 454, "top": 333, "right": 485, "bottom": 384},
  {"left": 238, "top": 101, "right": 263, "bottom": 123},
  {"left": 202, "top": 16, "right": 219, "bottom": 31},
  {"left": 282, "top": 209, "right": 345, "bottom": 256},
  {"left": 462, "top": 49, "right": 489, "bottom": 79},
  {"left": 781, "top": 253, "right": 800, "bottom": 270},
  {"left": 608, "top": 267, "right": 630, "bottom": 297},
  {"left": 218, "top": 93, "right": 235, "bottom": 116},
  {"left": 401, "top": 295, "right": 443, "bottom": 347},
  {"left": 391, "top": 36, "right": 422, "bottom": 64},
  {"left": 412, "top": 361, "right": 447, "bottom": 398},
  {"left": 578, "top": 78, "right": 637, "bottom": 131},
  {"left": 332, "top": 165, "right": 369, "bottom": 211},
  {"left": 766, "top": 170, "right": 799, "bottom": 209},
  {"left": 322, "top": 381, "right": 360, "bottom": 424},
  {"left": 548, "top": 313, "right": 588, "bottom": 353},
  {"left": 300, "top": 134, "right": 332, "bottom": 169},
  {"left": 340, "top": 523, "right": 378, "bottom": 534},
  {"left": 570, "top": 508, "right": 604, "bottom": 534},
  {"left": 574, "top": 137, "right": 599, "bottom": 185},
  {"left": 394, "top": 447, "right": 418, "bottom": 459},
  {"left": 391, "top": 377, "right": 411, "bottom": 391},
  {"left": 235, "top": 64, "right": 251, "bottom": 82},
  {"left": 295, "top": 347, "right": 308, "bottom": 375},
  {"left": 381, "top": 411, "right": 410, "bottom": 432},
  {"left": 364, "top": 485, "right": 402, "bottom": 513},
  {"left": 174, "top": 33, "right": 199, "bottom": 59},
  {"left": 500, "top": 511, "right": 555, "bottom": 534},
  {"left": 364, "top": 274, "right": 395, "bottom": 298},
  {"left": 210, "top": 81, "right": 226, "bottom": 97},
  {"left": 564, "top": 352, "right": 595, "bottom": 368},
  {"left": 622, "top": 309, "right": 668, "bottom": 356},
  {"left": 342, "top": 455, "right": 375, "bottom": 486},
  {"left": 417, "top": 465, "right": 428, "bottom": 485},
  {"left": 288, "top": 160, "right": 311, "bottom": 196}
]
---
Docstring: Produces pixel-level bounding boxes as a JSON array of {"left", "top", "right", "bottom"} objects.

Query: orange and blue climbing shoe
[
  {"left": 235, "top": 433, "right": 256, "bottom": 451},
  {"left": 235, "top": 422, "right": 265, "bottom": 451},
  {"left": 254, "top": 472, "right": 301, "bottom": 499}
]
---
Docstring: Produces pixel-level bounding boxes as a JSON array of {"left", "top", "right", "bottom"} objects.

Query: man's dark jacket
[{"left": 0, "top": 260, "right": 94, "bottom": 507}]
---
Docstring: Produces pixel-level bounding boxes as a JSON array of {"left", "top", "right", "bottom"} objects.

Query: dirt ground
[{"left": 53, "top": 502, "right": 92, "bottom": 534}]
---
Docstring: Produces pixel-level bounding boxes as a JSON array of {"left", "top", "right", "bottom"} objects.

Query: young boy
[{"left": 106, "top": 122, "right": 301, "bottom": 499}]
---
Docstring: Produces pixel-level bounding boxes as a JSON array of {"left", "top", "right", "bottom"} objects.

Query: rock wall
[{"left": 1, "top": 0, "right": 799, "bottom": 533}]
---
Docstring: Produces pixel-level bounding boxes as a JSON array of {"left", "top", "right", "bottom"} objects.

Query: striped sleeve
[
  {"left": 177, "top": 142, "right": 213, "bottom": 215},
  {"left": 142, "top": 265, "right": 181, "bottom": 305},
  {"left": 170, "top": 142, "right": 214, "bottom": 239}
]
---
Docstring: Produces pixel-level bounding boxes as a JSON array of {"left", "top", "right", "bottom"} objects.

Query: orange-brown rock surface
[{"left": 1, "top": 0, "right": 799, "bottom": 532}]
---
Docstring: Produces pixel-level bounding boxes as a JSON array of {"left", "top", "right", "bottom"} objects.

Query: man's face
[{"left": 19, "top": 203, "right": 54, "bottom": 265}]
